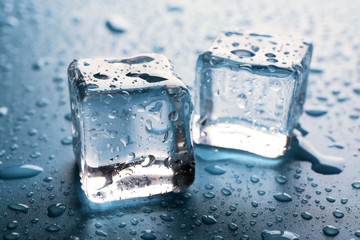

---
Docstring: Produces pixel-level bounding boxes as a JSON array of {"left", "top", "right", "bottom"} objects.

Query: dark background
[{"left": 1, "top": 0, "right": 360, "bottom": 239}]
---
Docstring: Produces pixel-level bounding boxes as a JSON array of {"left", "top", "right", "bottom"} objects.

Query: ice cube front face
[
  {"left": 68, "top": 54, "right": 195, "bottom": 203},
  {"left": 193, "top": 30, "right": 313, "bottom": 158}
]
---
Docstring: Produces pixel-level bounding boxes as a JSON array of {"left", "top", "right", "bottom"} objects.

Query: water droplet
[
  {"left": 270, "top": 79, "right": 282, "bottom": 91},
  {"left": 95, "top": 230, "right": 108, "bottom": 237},
  {"left": 61, "top": 137, "right": 72, "bottom": 145},
  {"left": 300, "top": 212, "right": 312, "bottom": 220},
  {"left": 93, "top": 73, "right": 110, "bottom": 80},
  {"left": 221, "top": 188, "right": 232, "bottom": 196},
  {"left": 0, "top": 106, "right": 9, "bottom": 117},
  {"left": 140, "top": 230, "right": 157, "bottom": 240},
  {"left": 323, "top": 225, "right": 339, "bottom": 236},
  {"left": 261, "top": 230, "right": 299, "bottom": 240},
  {"left": 203, "top": 192, "right": 216, "bottom": 199},
  {"left": 7, "top": 220, "right": 19, "bottom": 230},
  {"left": 45, "top": 224, "right": 61, "bottom": 233},
  {"left": 168, "top": 111, "right": 178, "bottom": 121},
  {"left": 36, "top": 98, "right": 49, "bottom": 107},
  {"left": 0, "top": 165, "right": 43, "bottom": 180},
  {"left": 228, "top": 223, "right": 239, "bottom": 231},
  {"left": 48, "top": 203, "right": 66, "bottom": 218},
  {"left": 305, "top": 109, "right": 327, "bottom": 117},
  {"left": 237, "top": 93, "right": 247, "bottom": 109},
  {"left": 275, "top": 175, "right": 288, "bottom": 184},
  {"left": 201, "top": 215, "right": 217, "bottom": 225},
  {"left": 204, "top": 165, "right": 226, "bottom": 175},
  {"left": 106, "top": 14, "right": 129, "bottom": 34},
  {"left": 3, "top": 232, "right": 20, "bottom": 240},
  {"left": 273, "top": 193, "right": 293, "bottom": 202},
  {"left": 142, "top": 155, "right": 155, "bottom": 167},
  {"left": 250, "top": 175, "right": 259, "bottom": 183},
  {"left": 352, "top": 182, "right": 360, "bottom": 189},
  {"left": 231, "top": 49, "right": 255, "bottom": 58},
  {"left": 332, "top": 210, "right": 344, "bottom": 218},
  {"left": 326, "top": 196, "right": 336, "bottom": 203},
  {"left": 265, "top": 53, "right": 276, "bottom": 58},
  {"left": 155, "top": 213, "right": 173, "bottom": 223},
  {"left": 118, "top": 222, "right": 126, "bottom": 228}
]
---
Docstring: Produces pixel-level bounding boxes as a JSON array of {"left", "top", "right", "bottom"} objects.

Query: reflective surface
[{"left": 1, "top": 0, "right": 360, "bottom": 239}]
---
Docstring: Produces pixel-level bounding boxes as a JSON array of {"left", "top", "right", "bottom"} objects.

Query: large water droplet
[
  {"left": 322, "top": 225, "right": 339, "bottom": 236},
  {"left": 8, "top": 203, "right": 29, "bottom": 213},
  {"left": 351, "top": 182, "right": 360, "bottom": 189},
  {"left": 204, "top": 165, "right": 226, "bottom": 175},
  {"left": 305, "top": 109, "right": 327, "bottom": 117},
  {"left": 273, "top": 193, "right": 293, "bottom": 202},
  {"left": 0, "top": 165, "right": 43, "bottom": 180}
]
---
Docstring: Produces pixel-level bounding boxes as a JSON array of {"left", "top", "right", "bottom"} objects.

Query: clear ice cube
[
  {"left": 67, "top": 54, "right": 195, "bottom": 203},
  {"left": 193, "top": 30, "right": 313, "bottom": 158}
]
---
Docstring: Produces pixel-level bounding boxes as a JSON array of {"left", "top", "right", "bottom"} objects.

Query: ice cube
[
  {"left": 67, "top": 54, "right": 195, "bottom": 203},
  {"left": 193, "top": 29, "right": 313, "bottom": 158}
]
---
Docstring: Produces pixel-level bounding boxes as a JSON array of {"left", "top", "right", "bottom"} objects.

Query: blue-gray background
[{"left": 1, "top": 0, "right": 360, "bottom": 239}]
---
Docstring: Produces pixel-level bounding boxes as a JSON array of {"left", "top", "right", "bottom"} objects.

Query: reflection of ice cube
[
  {"left": 68, "top": 54, "right": 194, "bottom": 203},
  {"left": 193, "top": 29, "right": 313, "bottom": 158}
]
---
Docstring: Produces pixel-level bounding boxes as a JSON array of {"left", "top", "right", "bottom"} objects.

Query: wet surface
[{"left": 1, "top": 0, "right": 360, "bottom": 239}]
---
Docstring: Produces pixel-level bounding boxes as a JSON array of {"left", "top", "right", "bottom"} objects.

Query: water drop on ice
[
  {"left": 261, "top": 230, "right": 299, "bottom": 240},
  {"left": 351, "top": 181, "right": 360, "bottom": 189},
  {"left": 300, "top": 212, "right": 312, "bottom": 220},
  {"left": 140, "top": 230, "right": 157, "bottom": 240},
  {"left": 231, "top": 49, "right": 255, "bottom": 58}
]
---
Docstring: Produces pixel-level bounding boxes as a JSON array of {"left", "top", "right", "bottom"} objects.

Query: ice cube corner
[
  {"left": 193, "top": 30, "right": 313, "bottom": 158},
  {"left": 67, "top": 54, "right": 195, "bottom": 203}
]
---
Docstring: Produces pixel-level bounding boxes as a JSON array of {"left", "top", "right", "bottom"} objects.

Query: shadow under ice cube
[
  {"left": 68, "top": 54, "right": 194, "bottom": 203},
  {"left": 193, "top": 30, "right": 313, "bottom": 158}
]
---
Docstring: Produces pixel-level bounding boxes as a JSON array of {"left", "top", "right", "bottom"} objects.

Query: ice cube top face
[
  {"left": 67, "top": 54, "right": 195, "bottom": 203},
  {"left": 193, "top": 30, "right": 313, "bottom": 158}
]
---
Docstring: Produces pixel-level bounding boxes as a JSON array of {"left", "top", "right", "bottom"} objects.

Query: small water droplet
[
  {"left": 250, "top": 175, "right": 259, "bottom": 183},
  {"left": 300, "top": 212, "right": 312, "bottom": 220},
  {"left": 61, "top": 137, "right": 72, "bottom": 145},
  {"left": 140, "top": 230, "right": 157, "bottom": 240},
  {"left": 275, "top": 175, "right": 288, "bottom": 184},
  {"left": 48, "top": 203, "right": 66, "bottom": 218},
  {"left": 228, "top": 223, "right": 239, "bottom": 231},
  {"left": 201, "top": 215, "right": 217, "bottom": 225},
  {"left": 45, "top": 224, "right": 61, "bottom": 233},
  {"left": 221, "top": 188, "right": 232, "bottom": 196},
  {"left": 7, "top": 220, "right": 19, "bottom": 230},
  {"left": 231, "top": 49, "right": 255, "bottom": 58},
  {"left": 36, "top": 98, "right": 49, "bottom": 107},
  {"left": 95, "top": 230, "right": 107, "bottom": 237},
  {"left": 160, "top": 214, "right": 174, "bottom": 222},
  {"left": 3, "top": 232, "right": 20, "bottom": 240}
]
